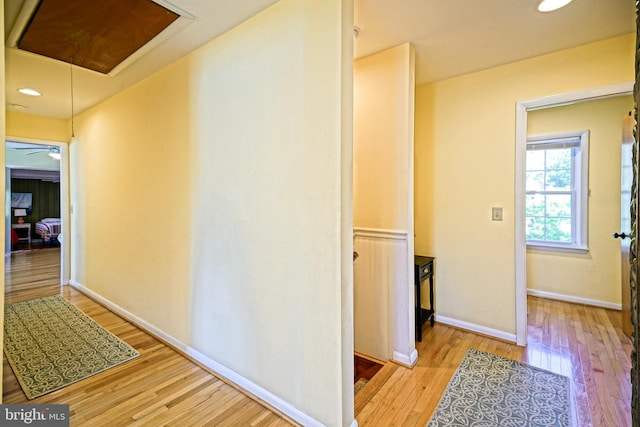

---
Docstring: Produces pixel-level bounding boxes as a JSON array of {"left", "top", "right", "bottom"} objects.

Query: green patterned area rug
[
  {"left": 4, "top": 295, "right": 140, "bottom": 399},
  {"left": 428, "top": 348, "right": 572, "bottom": 426}
]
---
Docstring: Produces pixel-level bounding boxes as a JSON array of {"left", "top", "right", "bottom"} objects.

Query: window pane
[
  {"left": 526, "top": 194, "right": 545, "bottom": 216},
  {"left": 545, "top": 169, "right": 571, "bottom": 191},
  {"left": 546, "top": 218, "right": 572, "bottom": 242},
  {"left": 526, "top": 150, "right": 545, "bottom": 170},
  {"left": 546, "top": 194, "right": 571, "bottom": 217},
  {"left": 526, "top": 134, "right": 586, "bottom": 249},
  {"left": 526, "top": 171, "right": 544, "bottom": 192},
  {"left": 526, "top": 216, "right": 545, "bottom": 240},
  {"left": 546, "top": 148, "right": 571, "bottom": 170}
]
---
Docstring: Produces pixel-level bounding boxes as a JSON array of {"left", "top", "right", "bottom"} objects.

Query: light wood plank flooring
[
  {"left": 356, "top": 296, "right": 633, "bottom": 426},
  {"left": 3, "top": 248, "right": 294, "bottom": 426},
  {"left": 4, "top": 249, "right": 633, "bottom": 425}
]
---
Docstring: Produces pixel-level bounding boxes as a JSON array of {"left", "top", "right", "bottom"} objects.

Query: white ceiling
[
  {"left": 4, "top": 0, "right": 636, "bottom": 120},
  {"left": 4, "top": 0, "right": 279, "bottom": 119},
  {"left": 354, "top": 0, "right": 635, "bottom": 84}
]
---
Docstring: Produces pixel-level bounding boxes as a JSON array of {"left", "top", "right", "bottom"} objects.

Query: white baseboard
[
  {"left": 392, "top": 349, "right": 418, "bottom": 368},
  {"left": 436, "top": 315, "right": 517, "bottom": 343},
  {"left": 68, "top": 280, "right": 327, "bottom": 427},
  {"left": 527, "top": 288, "right": 622, "bottom": 310}
]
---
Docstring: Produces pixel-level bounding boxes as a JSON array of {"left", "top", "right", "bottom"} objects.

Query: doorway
[
  {"left": 514, "top": 82, "right": 634, "bottom": 345},
  {"left": 5, "top": 138, "right": 70, "bottom": 287}
]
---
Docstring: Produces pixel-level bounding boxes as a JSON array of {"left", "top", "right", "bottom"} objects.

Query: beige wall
[
  {"left": 415, "top": 34, "right": 634, "bottom": 335},
  {"left": 6, "top": 111, "right": 70, "bottom": 142},
  {"left": 353, "top": 43, "right": 416, "bottom": 363},
  {"left": 354, "top": 43, "right": 414, "bottom": 231},
  {"left": 70, "top": 0, "right": 352, "bottom": 425},
  {"left": 526, "top": 96, "right": 633, "bottom": 304}
]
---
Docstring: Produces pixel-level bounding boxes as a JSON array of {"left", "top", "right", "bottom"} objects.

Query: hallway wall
[
  {"left": 414, "top": 34, "right": 634, "bottom": 338},
  {"left": 66, "top": 1, "right": 353, "bottom": 424}
]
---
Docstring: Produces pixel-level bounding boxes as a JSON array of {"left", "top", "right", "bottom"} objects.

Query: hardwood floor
[
  {"left": 4, "top": 249, "right": 633, "bottom": 425},
  {"left": 5, "top": 247, "right": 63, "bottom": 305},
  {"left": 3, "top": 249, "right": 294, "bottom": 426},
  {"left": 356, "top": 296, "right": 633, "bottom": 426}
]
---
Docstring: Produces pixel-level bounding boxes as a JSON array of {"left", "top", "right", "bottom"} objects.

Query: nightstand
[
  {"left": 415, "top": 255, "right": 435, "bottom": 342},
  {"left": 12, "top": 223, "right": 31, "bottom": 245}
]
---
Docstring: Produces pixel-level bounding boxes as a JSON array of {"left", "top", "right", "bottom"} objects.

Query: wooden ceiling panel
[{"left": 18, "top": 0, "right": 179, "bottom": 74}]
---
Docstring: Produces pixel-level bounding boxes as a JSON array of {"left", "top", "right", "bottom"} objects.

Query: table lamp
[{"left": 14, "top": 209, "right": 26, "bottom": 224}]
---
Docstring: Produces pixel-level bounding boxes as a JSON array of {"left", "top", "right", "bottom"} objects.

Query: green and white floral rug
[
  {"left": 428, "top": 348, "right": 572, "bottom": 426},
  {"left": 4, "top": 295, "right": 139, "bottom": 399}
]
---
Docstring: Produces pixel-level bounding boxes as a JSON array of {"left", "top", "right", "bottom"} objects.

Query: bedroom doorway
[
  {"left": 5, "top": 139, "right": 70, "bottom": 288},
  {"left": 514, "top": 82, "right": 633, "bottom": 345}
]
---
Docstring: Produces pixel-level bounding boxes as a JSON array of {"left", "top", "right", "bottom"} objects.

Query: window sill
[{"left": 526, "top": 243, "right": 588, "bottom": 254}]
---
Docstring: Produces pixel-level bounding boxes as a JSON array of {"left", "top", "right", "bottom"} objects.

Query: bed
[{"left": 35, "top": 218, "right": 61, "bottom": 243}]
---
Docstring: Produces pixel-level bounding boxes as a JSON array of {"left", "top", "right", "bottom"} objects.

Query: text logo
[{"left": 1, "top": 405, "right": 69, "bottom": 426}]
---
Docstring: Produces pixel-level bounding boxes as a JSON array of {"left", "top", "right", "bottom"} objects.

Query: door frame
[
  {"left": 514, "top": 81, "right": 633, "bottom": 345},
  {"left": 5, "top": 137, "right": 70, "bottom": 286}
]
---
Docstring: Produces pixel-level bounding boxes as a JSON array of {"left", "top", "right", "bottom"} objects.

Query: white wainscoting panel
[{"left": 353, "top": 228, "right": 409, "bottom": 362}]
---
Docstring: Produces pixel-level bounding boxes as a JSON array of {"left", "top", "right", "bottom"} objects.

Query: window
[{"left": 525, "top": 130, "right": 589, "bottom": 252}]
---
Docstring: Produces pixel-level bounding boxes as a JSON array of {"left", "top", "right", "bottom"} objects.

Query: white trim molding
[
  {"left": 436, "top": 315, "right": 517, "bottom": 343},
  {"left": 353, "top": 227, "right": 407, "bottom": 240},
  {"left": 524, "top": 82, "right": 633, "bottom": 111},
  {"left": 392, "top": 349, "right": 418, "bottom": 368},
  {"left": 527, "top": 289, "right": 622, "bottom": 311},
  {"left": 68, "top": 280, "right": 325, "bottom": 427}
]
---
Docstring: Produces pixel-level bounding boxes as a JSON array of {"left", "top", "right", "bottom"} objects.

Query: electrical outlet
[{"left": 492, "top": 207, "right": 503, "bottom": 221}]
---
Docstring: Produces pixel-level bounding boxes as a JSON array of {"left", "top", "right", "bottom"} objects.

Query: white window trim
[{"left": 525, "top": 129, "right": 589, "bottom": 253}]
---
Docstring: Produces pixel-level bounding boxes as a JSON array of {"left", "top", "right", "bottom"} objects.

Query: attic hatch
[{"left": 17, "top": 0, "right": 180, "bottom": 74}]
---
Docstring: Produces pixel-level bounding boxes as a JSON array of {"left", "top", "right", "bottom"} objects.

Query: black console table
[{"left": 414, "top": 255, "right": 435, "bottom": 342}]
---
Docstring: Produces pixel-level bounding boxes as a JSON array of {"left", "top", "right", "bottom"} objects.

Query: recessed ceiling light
[
  {"left": 537, "top": 0, "right": 573, "bottom": 12},
  {"left": 17, "top": 88, "right": 42, "bottom": 96}
]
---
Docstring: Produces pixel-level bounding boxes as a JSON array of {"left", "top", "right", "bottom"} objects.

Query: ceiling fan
[{"left": 14, "top": 146, "right": 61, "bottom": 160}]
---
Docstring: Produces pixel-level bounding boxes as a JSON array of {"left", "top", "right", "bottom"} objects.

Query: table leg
[
  {"left": 429, "top": 275, "right": 434, "bottom": 327},
  {"left": 416, "top": 279, "right": 422, "bottom": 342}
]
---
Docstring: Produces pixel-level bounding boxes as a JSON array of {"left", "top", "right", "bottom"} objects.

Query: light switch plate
[{"left": 492, "top": 207, "right": 503, "bottom": 221}]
